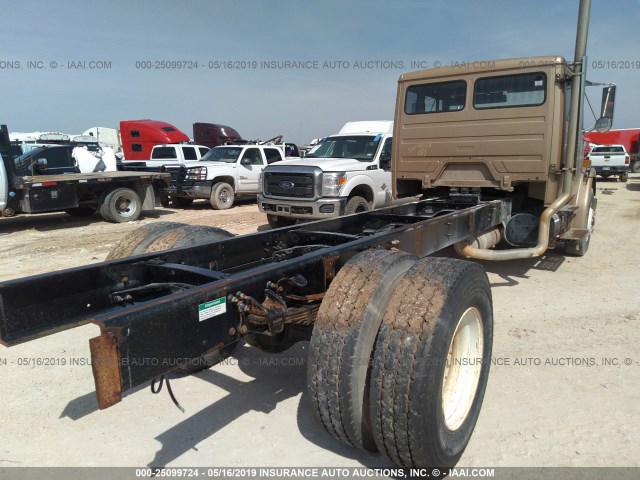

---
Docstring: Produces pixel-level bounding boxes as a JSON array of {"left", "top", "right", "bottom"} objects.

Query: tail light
[{"left": 625, "top": 155, "right": 630, "bottom": 165}]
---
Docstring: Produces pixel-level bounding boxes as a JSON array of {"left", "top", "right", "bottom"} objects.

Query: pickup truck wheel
[
  {"left": 267, "top": 214, "right": 296, "bottom": 229},
  {"left": 172, "top": 197, "right": 194, "bottom": 208},
  {"left": 210, "top": 182, "right": 234, "bottom": 210},
  {"left": 345, "top": 196, "right": 371, "bottom": 215},
  {"left": 369, "top": 257, "right": 493, "bottom": 469},
  {"left": 64, "top": 206, "right": 97, "bottom": 217},
  {"left": 308, "top": 249, "right": 417, "bottom": 450},
  {"left": 619, "top": 173, "right": 628, "bottom": 183},
  {"left": 100, "top": 188, "right": 142, "bottom": 223}
]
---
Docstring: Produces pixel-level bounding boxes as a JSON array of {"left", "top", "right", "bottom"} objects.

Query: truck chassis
[{"left": 1, "top": 196, "right": 509, "bottom": 468}]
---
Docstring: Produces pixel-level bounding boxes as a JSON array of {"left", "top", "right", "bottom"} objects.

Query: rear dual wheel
[
  {"left": 308, "top": 253, "right": 493, "bottom": 469},
  {"left": 100, "top": 188, "right": 142, "bottom": 223}
]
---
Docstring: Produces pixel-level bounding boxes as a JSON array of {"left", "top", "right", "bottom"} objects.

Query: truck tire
[
  {"left": 105, "top": 223, "right": 237, "bottom": 373},
  {"left": 105, "top": 221, "right": 186, "bottom": 260},
  {"left": 308, "top": 249, "right": 418, "bottom": 451},
  {"left": 619, "top": 173, "right": 628, "bottom": 183},
  {"left": 267, "top": 214, "right": 296, "bottom": 229},
  {"left": 144, "top": 224, "right": 234, "bottom": 253},
  {"left": 100, "top": 188, "right": 142, "bottom": 223},
  {"left": 632, "top": 160, "right": 640, "bottom": 174},
  {"left": 345, "top": 196, "right": 371, "bottom": 215},
  {"left": 172, "top": 197, "right": 194, "bottom": 208},
  {"left": 64, "top": 206, "right": 97, "bottom": 217},
  {"left": 563, "top": 193, "right": 595, "bottom": 257},
  {"left": 210, "top": 182, "right": 234, "bottom": 210},
  {"left": 369, "top": 257, "right": 493, "bottom": 469}
]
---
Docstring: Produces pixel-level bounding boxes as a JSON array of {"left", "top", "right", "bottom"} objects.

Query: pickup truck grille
[{"left": 265, "top": 172, "right": 315, "bottom": 198}]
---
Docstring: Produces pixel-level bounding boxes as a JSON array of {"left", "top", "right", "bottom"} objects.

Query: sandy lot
[{"left": 0, "top": 178, "right": 639, "bottom": 469}]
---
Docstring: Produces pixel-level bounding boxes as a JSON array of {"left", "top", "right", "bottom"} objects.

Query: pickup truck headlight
[
  {"left": 321, "top": 172, "right": 347, "bottom": 197},
  {"left": 258, "top": 172, "right": 264, "bottom": 193},
  {"left": 185, "top": 166, "right": 207, "bottom": 181}
]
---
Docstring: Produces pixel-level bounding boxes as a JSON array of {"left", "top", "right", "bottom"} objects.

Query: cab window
[
  {"left": 405, "top": 81, "right": 466, "bottom": 114},
  {"left": 240, "top": 148, "right": 263, "bottom": 165},
  {"left": 474, "top": 72, "right": 546, "bottom": 109}
]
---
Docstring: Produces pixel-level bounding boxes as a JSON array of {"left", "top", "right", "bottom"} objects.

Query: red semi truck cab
[{"left": 120, "top": 119, "right": 190, "bottom": 160}]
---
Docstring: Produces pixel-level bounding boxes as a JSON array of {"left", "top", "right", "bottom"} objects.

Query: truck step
[{"left": 559, "top": 228, "right": 589, "bottom": 241}]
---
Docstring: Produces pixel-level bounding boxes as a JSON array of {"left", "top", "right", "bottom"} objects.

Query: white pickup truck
[
  {"left": 258, "top": 121, "right": 395, "bottom": 228},
  {"left": 587, "top": 144, "right": 630, "bottom": 182},
  {"left": 165, "top": 143, "right": 291, "bottom": 209},
  {"left": 119, "top": 143, "right": 210, "bottom": 169}
]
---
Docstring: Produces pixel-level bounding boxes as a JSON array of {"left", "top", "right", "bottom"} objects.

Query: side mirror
[
  {"left": 379, "top": 152, "right": 391, "bottom": 169},
  {"left": 240, "top": 158, "right": 251, "bottom": 166},
  {"left": 600, "top": 85, "right": 616, "bottom": 122},
  {"left": 34, "top": 158, "right": 48, "bottom": 169},
  {"left": 594, "top": 117, "right": 612, "bottom": 133}
]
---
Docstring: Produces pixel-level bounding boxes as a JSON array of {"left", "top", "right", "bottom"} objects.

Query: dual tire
[
  {"left": 100, "top": 188, "right": 142, "bottom": 223},
  {"left": 308, "top": 251, "right": 493, "bottom": 469}
]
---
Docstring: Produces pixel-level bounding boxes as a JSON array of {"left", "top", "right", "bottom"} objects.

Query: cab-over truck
[{"left": 0, "top": 0, "right": 606, "bottom": 470}]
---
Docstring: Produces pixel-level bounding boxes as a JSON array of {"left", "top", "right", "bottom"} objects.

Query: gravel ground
[{"left": 0, "top": 178, "right": 638, "bottom": 470}]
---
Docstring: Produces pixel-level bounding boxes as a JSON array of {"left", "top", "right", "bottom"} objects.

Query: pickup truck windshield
[
  {"left": 200, "top": 147, "right": 243, "bottom": 163},
  {"left": 306, "top": 135, "right": 380, "bottom": 161}
]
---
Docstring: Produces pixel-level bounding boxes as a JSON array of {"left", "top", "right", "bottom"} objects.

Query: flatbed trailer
[{"left": 1, "top": 125, "right": 170, "bottom": 223}]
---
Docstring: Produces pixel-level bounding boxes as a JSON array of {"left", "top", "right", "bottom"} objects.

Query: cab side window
[
  {"left": 264, "top": 148, "right": 283, "bottom": 164},
  {"left": 240, "top": 148, "right": 263, "bottom": 165},
  {"left": 182, "top": 146, "right": 197, "bottom": 160},
  {"left": 380, "top": 138, "right": 392, "bottom": 170}
]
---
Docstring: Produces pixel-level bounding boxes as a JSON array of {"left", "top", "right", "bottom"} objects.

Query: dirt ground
[{"left": 0, "top": 177, "right": 639, "bottom": 469}]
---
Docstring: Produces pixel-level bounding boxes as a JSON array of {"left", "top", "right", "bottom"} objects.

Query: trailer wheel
[
  {"left": 307, "top": 249, "right": 417, "bottom": 450},
  {"left": 267, "top": 214, "right": 296, "bottom": 229},
  {"left": 369, "top": 257, "right": 493, "bottom": 469},
  {"left": 172, "top": 197, "right": 194, "bottom": 208},
  {"left": 345, "top": 196, "right": 371, "bottom": 215},
  {"left": 100, "top": 188, "right": 142, "bottom": 223},
  {"left": 632, "top": 160, "right": 640, "bottom": 174},
  {"left": 210, "top": 182, "right": 235, "bottom": 210},
  {"left": 64, "top": 206, "right": 97, "bottom": 217}
]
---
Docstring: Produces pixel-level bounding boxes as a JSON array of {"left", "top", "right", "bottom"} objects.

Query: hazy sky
[{"left": 2, "top": 0, "right": 639, "bottom": 144}]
